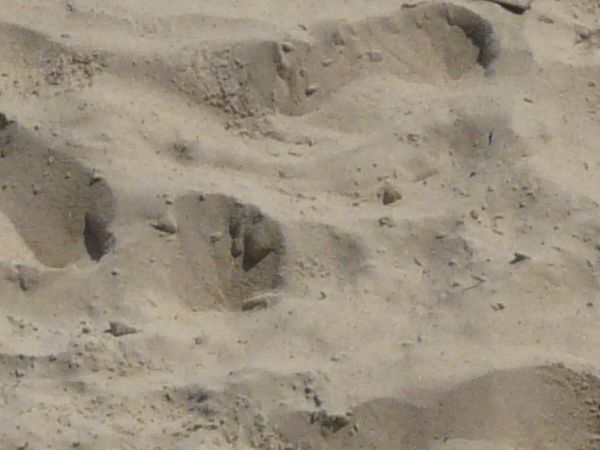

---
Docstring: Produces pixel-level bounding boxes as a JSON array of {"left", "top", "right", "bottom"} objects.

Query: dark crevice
[
  {"left": 84, "top": 213, "right": 115, "bottom": 261},
  {"left": 443, "top": 4, "right": 500, "bottom": 69},
  {"left": 487, "top": 0, "right": 530, "bottom": 15}
]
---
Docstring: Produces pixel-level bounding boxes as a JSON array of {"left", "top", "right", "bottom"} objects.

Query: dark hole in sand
[
  {"left": 492, "top": 1, "right": 529, "bottom": 15},
  {"left": 84, "top": 213, "right": 114, "bottom": 261}
]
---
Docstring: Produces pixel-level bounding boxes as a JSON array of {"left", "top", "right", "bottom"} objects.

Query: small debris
[
  {"left": 153, "top": 212, "right": 178, "bottom": 234},
  {"left": 90, "top": 169, "right": 103, "bottom": 185},
  {"left": 209, "top": 232, "right": 223, "bottom": 243},
  {"left": 280, "top": 41, "right": 295, "bottom": 52},
  {"left": 310, "top": 410, "right": 350, "bottom": 433},
  {"left": 378, "top": 216, "right": 395, "bottom": 228},
  {"left": 110, "top": 268, "right": 120, "bottom": 276},
  {"left": 407, "top": 133, "right": 421, "bottom": 144},
  {"left": 538, "top": 15, "right": 554, "bottom": 24},
  {"left": 491, "top": 302, "right": 505, "bottom": 311},
  {"left": 382, "top": 185, "right": 402, "bottom": 205},
  {"left": 305, "top": 84, "right": 319, "bottom": 96},
  {"left": 241, "top": 293, "right": 279, "bottom": 311},
  {"left": 314, "top": 395, "right": 323, "bottom": 407},
  {"left": 106, "top": 321, "right": 138, "bottom": 337},
  {"left": 470, "top": 209, "right": 480, "bottom": 220},
  {"left": 13, "top": 264, "right": 40, "bottom": 292},
  {"left": 366, "top": 50, "right": 384, "bottom": 62},
  {"left": 510, "top": 252, "right": 530, "bottom": 264},
  {"left": 332, "top": 31, "right": 345, "bottom": 46},
  {"left": 241, "top": 297, "right": 269, "bottom": 311},
  {"left": 330, "top": 352, "right": 345, "bottom": 362}
]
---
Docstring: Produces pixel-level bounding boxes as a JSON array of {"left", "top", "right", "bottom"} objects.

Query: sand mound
[
  {"left": 167, "top": 194, "right": 366, "bottom": 309},
  {"left": 191, "top": 364, "right": 600, "bottom": 450},
  {"left": 0, "top": 120, "right": 115, "bottom": 267},
  {"left": 171, "top": 193, "right": 284, "bottom": 309},
  {"left": 152, "top": 2, "right": 498, "bottom": 119},
  {"left": 284, "top": 222, "right": 366, "bottom": 294},
  {"left": 0, "top": 22, "right": 102, "bottom": 91},
  {"left": 427, "top": 364, "right": 600, "bottom": 448}
]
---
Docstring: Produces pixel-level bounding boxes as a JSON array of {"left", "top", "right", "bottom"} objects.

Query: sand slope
[{"left": 1, "top": 0, "right": 600, "bottom": 448}]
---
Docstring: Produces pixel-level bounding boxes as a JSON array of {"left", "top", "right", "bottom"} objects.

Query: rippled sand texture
[{"left": 1, "top": 0, "right": 600, "bottom": 448}]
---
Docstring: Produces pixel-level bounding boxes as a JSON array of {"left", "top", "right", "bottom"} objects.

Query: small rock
[
  {"left": 378, "top": 216, "right": 395, "bottom": 228},
  {"left": 332, "top": 31, "right": 345, "bottom": 46},
  {"left": 366, "top": 50, "right": 384, "bottom": 62},
  {"left": 491, "top": 302, "right": 505, "bottom": 312},
  {"left": 470, "top": 209, "right": 479, "bottom": 220},
  {"left": 241, "top": 297, "right": 269, "bottom": 311},
  {"left": 241, "top": 293, "right": 279, "bottom": 311},
  {"left": 510, "top": 252, "right": 530, "bottom": 264},
  {"left": 382, "top": 185, "right": 402, "bottom": 205},
  {"left": 14, "top": 264, "right": 40, "bottom": 292},
  {"left": 153, "top": 212, "right": 178, "bottom": 234},
  {"left": 314, "top": 395, "right": 323, "bottom": 407},
  {"left": 106, "top": 321, "right": 138, "bottom": 337},
  {"left": 305, "top": 84, "right": 319, "bottom": 96},
  {"left": 310, "top": 410, "right": 349, "bottom": 433},
  {"left": 407, "top": 133, "right": 421, "bottom": 144},
  {"left": 209, "top": 231, "right": 223, "bottom": 243},
  {"left": 280, "top": 41, "right": 295, "bottom": 52},
  {"left": 110, "top": 268, "right": 120, "bottom": 276},
  {"left": 90, "top": 169, "right": 103, "bottom": 185}
]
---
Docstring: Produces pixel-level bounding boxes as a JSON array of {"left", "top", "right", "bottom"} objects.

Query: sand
[{"left": 1, "top": 0, "right": 600, "bottom": 448}]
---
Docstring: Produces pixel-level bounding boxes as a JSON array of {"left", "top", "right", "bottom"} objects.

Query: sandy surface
[{"left": 1, "top": 0, "right": 600, "bottom": 448}]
